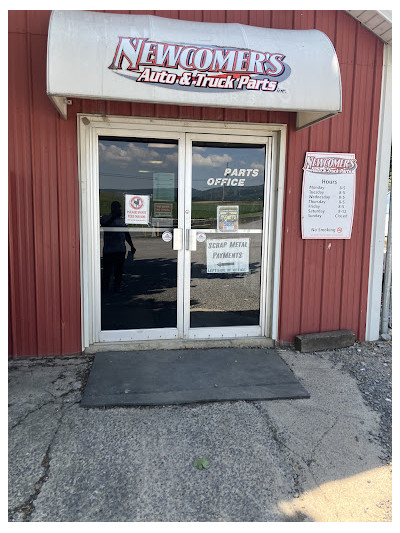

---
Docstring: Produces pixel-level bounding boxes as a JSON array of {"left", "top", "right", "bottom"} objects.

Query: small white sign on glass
[
  {"left": 125, "top": 194, "right": 150, "bottom": 225},
  {"left": 207, "top": 238, "right": 249, "bottom": 274}
]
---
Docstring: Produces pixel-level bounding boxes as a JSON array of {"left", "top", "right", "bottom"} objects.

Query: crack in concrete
[
  {"left": 310, "top": 415, "right": 340, "bottom": 458},
  {"left": 9, "top": 413, "right": 63, "bottom": 521},
  {"left": 8, "top": 385, "right": 80, "bottom": 522},
  {"left": 9, "top": 385, "right": 80, "bottom": 432},
  {"left": 9, "top": 400, "right": 57, "bottom": 431},
  {"left": 249, "top": 401, "right": 305, "bottom": 496}
]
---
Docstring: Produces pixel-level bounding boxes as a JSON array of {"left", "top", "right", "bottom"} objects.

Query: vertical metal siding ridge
[
  {"left": 274, "top": 10, "right": 297, "bottom": 342},
  {"left": 8, "top": 111, "right": 18, "bottom": 356},
  {"left": 8, "top": 10, "right": 27, "bottom": 33},
  {"left": 294, "top": 7, "right": 315, "bottom": 335},
  {"left": 30, "top": 28, "right": 63, "bottom": 356},
  {"left": 178, "top": 11, "right": 204, "bottom": 22},
  {"left": 26, "top": 22, "right": 40, "bottom": 356},
  {"left": 338, "top": 19, "right": 359, "bottom": 331},
  {"left": 353, "top": 59, "right": 370, "bottom": 337},
  {"left": 318, "top": 10, "right": 339, "bottom": 333},
  {"left": 304, "top": 11, "right": 335, "bottom": 334},
  {"left": 9, "top": 28, "right": 38, "bottom": 357},
  {"left": 30, "top": 31, "right": 50, "bottom": 356},
  {"left": 60, "top": 107, "right": 82, "bottom": 354},
  {"left": 342, "top": 23, "right": 364, "bottom": 333},
  {"left": 278, "top": 117, "right": 302, "bottom": 340},
  {"left": 326, "top": 12, "right": 355, "bottom": 333},
  {"left": 56, "top": 115, "right": 66, "bottom": 354},
  {"left": 60, "top": 110, "right": 83, "bottom": 354},
  {"left": 299, "top": 128, "right": 312, "bottom": 333},
  {"left": 8, "top": 195, "right": 16, "bottom": 357},
  {"left": 343, "top": 23, "right": 379, "bottom": 338},
  {"left": 71, "top": 105, "right": 84, "bottom": 353}
]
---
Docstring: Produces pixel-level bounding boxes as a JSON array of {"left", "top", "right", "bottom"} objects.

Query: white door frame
[{"left": 78, "top": 115, "right": 287, "bottom": 350}]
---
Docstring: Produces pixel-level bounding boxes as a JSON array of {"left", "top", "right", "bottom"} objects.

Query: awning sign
[
  {"left": 217, "top": 205, "right": 239, "bottom": 233},
  {"left": 47, "top": 11, "right": 342, "bottom": 128},
  {"left": 125, "top": 194, "right": 150, "bottom": 224},
  {"left": 207, "top": 238, "right": 249, "bottom": 274},
  {"left": 301, "top": 152, "right": 356, "bottom": 239}
]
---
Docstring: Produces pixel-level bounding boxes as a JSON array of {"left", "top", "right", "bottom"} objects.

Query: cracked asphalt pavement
[{"left": 8, "top": 343, "right": 392, "bottom": 522}]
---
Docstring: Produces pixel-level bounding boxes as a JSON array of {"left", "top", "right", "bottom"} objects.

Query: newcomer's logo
[
  {"left": 109, "top": 37, "right": 290, "bottom": 93},
  {"left": 303, "top": 155, "right": 358, "bottom": 174}
]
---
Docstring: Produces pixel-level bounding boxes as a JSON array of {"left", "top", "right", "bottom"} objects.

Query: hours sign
[{"left": 301, "top": 152, "right": 357, "bottom": 239}]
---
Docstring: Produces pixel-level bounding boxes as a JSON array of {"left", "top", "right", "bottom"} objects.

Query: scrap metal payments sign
[
  {"left": 207, "top": 238, "right": 249, "bottom": 274},
  {"left": 109, "top": 38, "right": 289, "bottom": 93},
  {"left": 301, "top": 152, "right": 357, "bottom": 239}
]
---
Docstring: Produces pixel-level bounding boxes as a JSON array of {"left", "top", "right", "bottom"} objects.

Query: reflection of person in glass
[{"left": 101, "top": 201, "right": 135, "bottom": 293}]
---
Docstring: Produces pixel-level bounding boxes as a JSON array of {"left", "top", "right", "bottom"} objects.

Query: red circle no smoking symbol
[
  {"left": 130, "top": 196, "right": 143, "bottom": 209},
  {"left": 337, "top": 227, "right": 343, "bottom": 234}
]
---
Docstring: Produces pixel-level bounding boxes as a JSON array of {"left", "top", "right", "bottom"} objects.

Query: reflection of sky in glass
[
  {"left": 192, "top": 144, "right": 265, "bottom": 191},
  {"left": 99, "top": 138, "right": 178, "bottom": 191},
  {"left": 98, "top": 139, "right": 265, "bottom": 197}
]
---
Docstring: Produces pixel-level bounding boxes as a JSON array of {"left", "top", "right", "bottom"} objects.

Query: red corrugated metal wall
[{"left": 8, "top": 10, "right": 383, "bottom": 357}]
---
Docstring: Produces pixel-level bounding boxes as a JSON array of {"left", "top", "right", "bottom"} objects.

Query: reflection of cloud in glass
[
  {"left": 250, "top": 162, "right": 265, "bottom": 171},
  {"left": 165, "top": 152, "right": 178, "bottom": 165},
  {"left": 99, "top": 142, "right": 178, "bottom": 169},
  {"left": 148, "top": 143, "right": 177, "bottom": 148},
  {"left": 99, "top": 139, "right": 178, "bottom": 190},
  {"left": 99, "top": 142, "right": 162, "bottom": 167},
  {"left": 192, "top": 152, "right": 232, "bottom": 168}
]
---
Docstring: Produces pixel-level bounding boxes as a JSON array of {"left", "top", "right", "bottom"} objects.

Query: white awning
[{"left": 47, "top": 10, "right": 342, "bottom": 129}]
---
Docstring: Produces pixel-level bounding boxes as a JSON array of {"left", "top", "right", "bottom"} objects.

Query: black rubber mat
[{"left": 80, "top": 348, "right": 310, "bottom": 407}]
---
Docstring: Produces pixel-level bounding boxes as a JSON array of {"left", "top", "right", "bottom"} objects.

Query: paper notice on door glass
[
  {"left": 217, "top": 205, "right": 239, "bottom": 233},
  {"left": 153, "top": 173, "right": 175, "bottom": 202},
  {"left": 207, "top": 238, "right": 249, "bottom": 273},
  {"left": 301, "top": 152, "right": 356, "bottom": 239},
  {"left": 125, "top": 194, "right": 150, "bottom": 224}
]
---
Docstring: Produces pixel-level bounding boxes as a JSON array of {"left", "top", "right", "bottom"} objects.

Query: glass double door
[{"left": 98, "top": 132, "right": 270, "bottom": 341}]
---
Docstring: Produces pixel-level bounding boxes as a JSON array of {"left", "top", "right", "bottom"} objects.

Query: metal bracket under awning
[{"left": 47, "top": 11, "right": 342, "bottom": 130}]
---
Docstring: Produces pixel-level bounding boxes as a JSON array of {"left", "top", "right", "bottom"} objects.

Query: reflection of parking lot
[
  {"left": 190, "top": 272, "right": 260, "bottom": 312},
  {"left": 100, "top": 230, "right": 263, "bottom": 328},
  {"left": 100, "top": 232, "right": 178, "bottom": 330}
]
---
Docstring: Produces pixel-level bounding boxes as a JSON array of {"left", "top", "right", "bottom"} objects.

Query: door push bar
[
  {"left": 173, "top": 228, "right": 197, "bottom": 251},
  {"left": 173, "top": 228, "right": 183, "bottom": 250}
]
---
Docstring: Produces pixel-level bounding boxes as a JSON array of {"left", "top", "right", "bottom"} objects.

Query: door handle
[
  {"left": 189, "top": 229, "right": 197, "bottom": 251},
  {"left": 173, "top": 228, "right": 183, "bottom": 250},
  {"left": 185, "top": 229, "right": 197, "bottom": 251}
]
